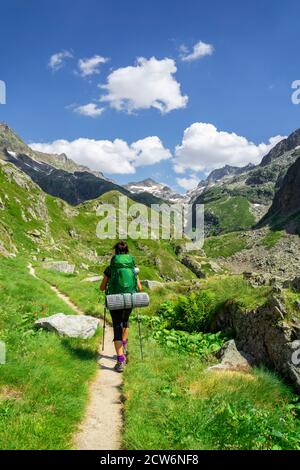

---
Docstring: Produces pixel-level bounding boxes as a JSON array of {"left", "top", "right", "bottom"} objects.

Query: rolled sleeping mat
[{"left": 106, "top": 293, "right": 150, "bottom": 311}]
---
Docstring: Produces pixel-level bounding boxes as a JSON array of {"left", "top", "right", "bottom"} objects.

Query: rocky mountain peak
[
  {"left": 260, "top": 128, "right": 300, "bottom": 166},
  {"left": 206, "top": 163, "right": 255, "bottom": 183}
]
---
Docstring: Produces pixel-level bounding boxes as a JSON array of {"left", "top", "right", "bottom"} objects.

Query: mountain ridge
[{"left": 0, "top": 123, "right": 164, "bottom": 207}]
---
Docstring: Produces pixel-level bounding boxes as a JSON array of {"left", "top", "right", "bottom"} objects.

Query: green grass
[
  {"left": 200, "top": 275, "right": 272, "bottom": 311},
  {"left": 122, "top": 281, "right": 296, "bottom": 450},
  {"left": 283, "top": 288, "right": 300, "bottom": 321},
  {"left": 123, "top": 332, "right": 300, "bottom": 450},
  {"left": 0, "top": 257, "right": 99, "bottom": 449},
  {"left": 204, "top": 232, "right": 247, "bottom": 258},
  {"left": 206, "top": 196, "right": 256, "bottom": 233},
  {"left": 0, "top": 164, "right": 194, "bottom": 282},
  {"left": 35, "top": 267, "right": 104, "bottom": 317},
  {"left": 262, "top": 230, "right": 284, "bottom": 249}
]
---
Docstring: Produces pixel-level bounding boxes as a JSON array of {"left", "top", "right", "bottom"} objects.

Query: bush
[{"left": 158, "top": 290, "right": 217, "bottom": 333}]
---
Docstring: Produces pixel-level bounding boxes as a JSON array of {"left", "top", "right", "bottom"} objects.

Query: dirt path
[
  {"left": 27, "top": 263, "right": 123, "bottom": 450},
  {"left": 74, "top": 325, "right": 123, "bottom": 450}
]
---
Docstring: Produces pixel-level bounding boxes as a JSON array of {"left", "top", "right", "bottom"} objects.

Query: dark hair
[{"left": 114, "top": 240, "right": 129, "bottom": 254}]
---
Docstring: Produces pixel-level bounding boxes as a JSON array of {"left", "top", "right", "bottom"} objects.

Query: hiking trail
[{"left": 27, "top": 263, "right": 123, "bottom": 450}]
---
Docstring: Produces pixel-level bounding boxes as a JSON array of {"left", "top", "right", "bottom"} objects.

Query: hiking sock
[
  {"left": 122, "top": 340, "right": 127, "bottom": 348},
  {"left": 117, "top": 354, "right": 125, "bottom": 363}
]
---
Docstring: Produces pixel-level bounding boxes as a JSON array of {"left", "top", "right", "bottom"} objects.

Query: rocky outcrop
[
  {"left": 211, "top": 296, "right": 300, "bottom": 392},
  {"left": 265, "top": 156, "right": 300, "bottom": 223},
  {"left": 260, "top": 129, "right": 300, "bottom": 166},
  {"left": 208, "top": 340, "right": 253, "bottom": 373},
  {"left": 43, "top": 261, "right": 75, "bottom": 274},
  {"left": 283, "top": 277, "right": 300, "bottom": 292},
  {"left": 207, "top": 163, "right": 255, "bottom": 183},
  {"left": 35, "top": 313, "right": 100, "bottom": 339},
  {"left": 82, "top": 275, "right": 103, "bottom": 283},
  {"left": 141, "top": 280, "right": 164, "bottom": 290},
  {"left": 180, "top": 256, "right": 206, "bottom": 279}
]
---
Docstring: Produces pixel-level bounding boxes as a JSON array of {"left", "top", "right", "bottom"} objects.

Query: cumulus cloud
[
  {"left": 73, "top": 103, "right": 105, "bottom": 117},
  {"left": 174, "top": 123, "right": 285, "bottom": 174},
  {"left": 131, "top": 136, "right": 172, "bottom": 167},
  {"left": 48, "top": 50, "right": 73, "bottom": 71},
  {"left": 180, "top": 41, "right": 214, "bottom": 62},
  {"left": 100, "top": 56, "right": 188, "bottom": 114},
  {"left": 78, "top": 55, "right": 109, "bottom": 77},
  {"left": 176, "top": 175, "right": 199, "bottom": 191},
  {"left": 30, "top": 136, "right": 171, "bottom": 175}
]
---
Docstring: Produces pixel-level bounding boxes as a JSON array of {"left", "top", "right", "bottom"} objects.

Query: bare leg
[
  {"left": 114, "top": 341, "right": 123, "bottom": 356},
  {"left": 122, "top": 327, "right": 129, "bottom": 342}
]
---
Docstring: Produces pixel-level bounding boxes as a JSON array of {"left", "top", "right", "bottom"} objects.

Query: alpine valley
[{"left": 1, "top": 121, "right": 300, "bottom": 450}]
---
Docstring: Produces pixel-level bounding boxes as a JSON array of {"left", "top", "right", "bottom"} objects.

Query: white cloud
[
  {"left": 100, "top": 56, "right": 188, "bottom": 114},
  {"left": 78, "top": 55, "right": 109, "bottom": 77},
  {"left": 174, "top": 122, "right": 285, "bottom": 174},
  {"left": 48, "top": 50, "right": 73, "bottom": 71},
  {"left": 180, "top": 41, "right": 214, "bottom": 62},
  {"left": 30, "top": 136, "right": 171, "bottom": 175},
  {"left": 176, "top": 175, "right": 199, "bottom": 191},
  {"left": 73, "top": 103, "right": 105, "bottom": 117},
  {"left": 131, "top": 136, "right": 172, "bottom": 167}
]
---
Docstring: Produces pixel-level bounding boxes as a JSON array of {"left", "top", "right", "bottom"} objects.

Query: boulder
[
  {"left": 208, "top": 340, "right": 252, "bottom": 373},
  {"left": 208, "top": 261, "right": 222, "bottom": 273},
  {"left": 27, "top": 229, "right": 42, "bottom": 238},
  {"left": 80, "top": 263, "right": 89, "bottom": 270},
  {"left": 141, "top": 280, "right": 164, "bottom": 290},
  {"left": 180, "top": 256, "right": 206, "bottom": 279},
  {"left": 82, "top": 275, "right": 103, "bottom": 283},
  {"left": 283, "top": 277, "right": 300, "bottom": 292},
  {"left": 211, "top": 295, "right": 300, "bottom": 392},
  {"left": 35, "top": 313, "right": 100, "bottom": 339},
  {"left": 43, "top": 261, "right": 75, "bottom": 274}
]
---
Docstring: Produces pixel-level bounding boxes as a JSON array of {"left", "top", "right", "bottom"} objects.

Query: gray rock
[
  {"left": 82, "top": 275, "right": 103, "bottom": 283},
  {"left": 208, "top": 261, "right": 222, "bottom": 273},
  {"left": 43, "top": 261, "right": 75, "bottom": 274},
  {"left": 141, "top": 280, "right": 164, "bottom": 290},
  {"left": 180, "top": 256, "right": 206, "bottom": 279},
  {"left": 68, "top": 229, "right": 78, "bottom": 239},
  {"left": 27, "top": 229, "right": 42, "bottom": 238},
  {"left": 208, "top": 340, "right": 252, "bottom": 373},
  {"left": 283, "top": 277, "right": 300, "bottom": 292},
  {"left": 211, "top": 296, "right": 300, "bottom": 393},
  {"left": 35, "top": 313, "right": 100, "bottom": 339},
  {"left": 80, "top": 263, "right": 89, "bottom": 270}
]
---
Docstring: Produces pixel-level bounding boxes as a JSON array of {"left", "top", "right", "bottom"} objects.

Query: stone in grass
[
  {"left": 207, "top": 340, "right": 253, "bottom": 374},
  {"left": 43, "top": 261, "right": 75, "bottom": 274},
  {"left": 35, "top": 313, "right": 100, "bottom": 339},
  {"left": 141, "top": 280, "right": 164, "bottom": 290},
  {"left": 82, "top": 275, "right": 103, "bottom": 283}
]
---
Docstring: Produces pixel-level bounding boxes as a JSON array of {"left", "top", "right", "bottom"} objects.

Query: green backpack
[{"left": 107, "top": 254, "right": 138, "bottom": 295}]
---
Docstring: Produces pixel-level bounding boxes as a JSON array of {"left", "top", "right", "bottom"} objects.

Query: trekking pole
[
  {"left": 137, "top": 311, "right": 144, "bottom": 361},
  {"left": 102, "top": 303, "right": 107, "bottom": 352}
]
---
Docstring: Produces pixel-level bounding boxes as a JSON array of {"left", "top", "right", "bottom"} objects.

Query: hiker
[{"left": 100, "top": 240, "right": 142, "bottom": 372}]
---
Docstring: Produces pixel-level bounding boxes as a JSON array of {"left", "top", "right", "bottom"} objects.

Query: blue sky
[{"left": 0, "top": 0, "right": 300, "bottom": 192}]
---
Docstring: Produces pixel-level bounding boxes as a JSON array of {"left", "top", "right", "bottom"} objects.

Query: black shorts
[{"left": 110, "top": 309, "right": 132, "bottom": 341}]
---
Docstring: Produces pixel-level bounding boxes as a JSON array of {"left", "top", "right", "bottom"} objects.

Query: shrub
[{"left": 158, "top": 290, "right": 217, "bottom": 333}]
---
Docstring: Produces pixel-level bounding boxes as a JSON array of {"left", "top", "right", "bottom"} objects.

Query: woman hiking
[{"left": 100, "top": 240, "right": 142, "bottom": 372}]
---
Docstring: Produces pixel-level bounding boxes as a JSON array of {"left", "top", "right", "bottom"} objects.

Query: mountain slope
[
  {"left": 0, "top": 123, "right": 164, "bottom": 207},
  {"left": 0, "top": 159, "right": 195, "bottom": 281},
  {"left": 260, "top": 129, "right": 300, "bottom": 166},
  {"left": 0, "top": 122, "right": 109, "bottom": 178},
  {"left": 192, "top": 128, "right": 300, "bottom": 234},
  {"left": 260, "top": 155, "right": 300, "bottom": 233}
]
